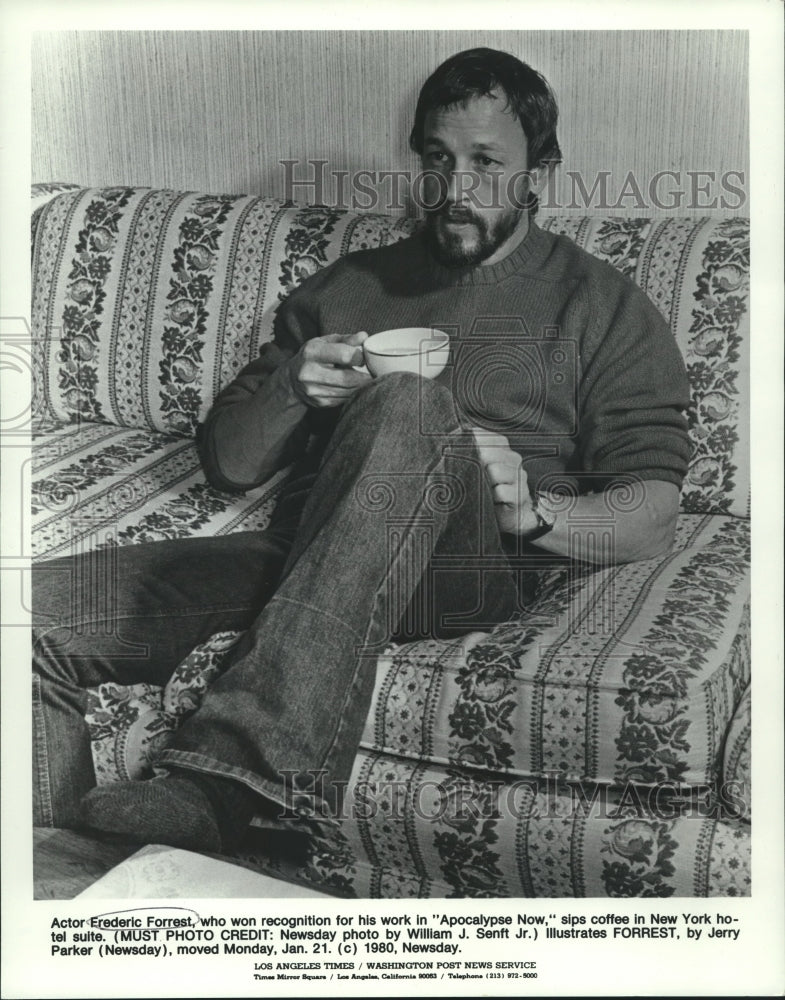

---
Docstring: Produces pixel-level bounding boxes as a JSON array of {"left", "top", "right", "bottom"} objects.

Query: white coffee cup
[{"left": 362, "top": 327, "right": 450, "bottom": 379}]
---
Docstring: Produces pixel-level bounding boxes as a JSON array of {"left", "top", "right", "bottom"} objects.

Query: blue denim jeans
[{"left": 33, "top": 374, "right": 525, "bottom": 826}]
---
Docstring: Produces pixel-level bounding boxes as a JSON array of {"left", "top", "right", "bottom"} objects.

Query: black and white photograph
[{"left": 2, "top": 2, "right": 783, "bottom": 997}]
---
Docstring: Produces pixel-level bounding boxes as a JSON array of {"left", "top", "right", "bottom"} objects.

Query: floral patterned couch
[{"left": 31, "top": 183, "right": 751, "bottom": 897}]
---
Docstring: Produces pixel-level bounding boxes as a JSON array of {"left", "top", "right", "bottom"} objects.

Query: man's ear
[
  {"left": 528, "top": 163, "right": 552, "bottom": 199},
  {"left": 513, "top": 164, "right": 552, "bottom": 209}
]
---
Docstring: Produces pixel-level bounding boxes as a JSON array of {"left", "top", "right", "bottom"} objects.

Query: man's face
[{"left": 421, "top": 94, "right": 541, "bottom": 268}]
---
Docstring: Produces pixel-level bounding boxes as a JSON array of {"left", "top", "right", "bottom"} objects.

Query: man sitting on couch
[{"left": 34, "top": 47, "right": 690, "bottom": 852}]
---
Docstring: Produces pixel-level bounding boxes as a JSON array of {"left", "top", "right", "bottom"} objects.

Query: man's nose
[{"left": 446, "top": 167, "right": 467, "bottom": 205}]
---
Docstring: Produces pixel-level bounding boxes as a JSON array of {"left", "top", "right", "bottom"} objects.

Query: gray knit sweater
[{"left": 197, "top": 221, "right": 690, "bottom": 495}]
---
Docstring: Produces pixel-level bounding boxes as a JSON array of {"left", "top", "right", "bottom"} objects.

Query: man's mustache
[{"left": 430, "top": 202, "right": 482, "bottom": 226}]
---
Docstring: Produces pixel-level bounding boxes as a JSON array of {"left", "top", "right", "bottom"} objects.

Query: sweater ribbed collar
[{"left": 417, "top": 218, "right": 551, "bottom": 287}]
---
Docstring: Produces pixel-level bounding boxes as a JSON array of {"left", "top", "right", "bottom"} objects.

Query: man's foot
[{"left": 80, "top": 776, "right": 223, "bottom": 853}]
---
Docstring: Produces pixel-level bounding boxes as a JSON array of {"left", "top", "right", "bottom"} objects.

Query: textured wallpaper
[{"left": 31, "top": 30, "right": 749, "bottom": 216}]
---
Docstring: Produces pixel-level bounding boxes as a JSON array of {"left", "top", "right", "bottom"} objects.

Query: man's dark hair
[{"left": 409, "top": 47, "right": 563, "bottom": 170}]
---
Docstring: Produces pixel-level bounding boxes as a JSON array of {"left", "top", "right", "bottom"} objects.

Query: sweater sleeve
[
  {"left": 576, "top": 270, "right": 691, "bottom": 489},
  {"left": 196, "top": 263, "right": 339, "bottom": 491}
]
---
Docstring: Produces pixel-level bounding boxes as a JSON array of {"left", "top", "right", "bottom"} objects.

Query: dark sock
[
  {"left": 80, "top": 776, "right": 224, "bottom": 853},
  {"left": 169, "top": 769, "right": 257, "bottom": 851}
]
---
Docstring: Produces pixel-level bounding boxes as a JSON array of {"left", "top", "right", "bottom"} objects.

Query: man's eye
[
  {"left": 477, "top": 156, "right": 500, "bottom": 168},
  {"left": 426, "top": 150, "right": 448, "bottom": 163}
]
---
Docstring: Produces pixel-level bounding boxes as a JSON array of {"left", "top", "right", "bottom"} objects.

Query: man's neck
[{"left": 480, "top": 213, "right": 531, "bottom": 267}]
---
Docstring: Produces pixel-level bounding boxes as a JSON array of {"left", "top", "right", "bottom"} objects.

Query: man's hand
[
  {"left": 472, "top": 424, "right": 680, "bottom": 561},
  {"left": 470, "top": 427, "right": 538, "bottom": 536},
  {"left": 289, "top": 331, "right": 372, "bottom": 408}
]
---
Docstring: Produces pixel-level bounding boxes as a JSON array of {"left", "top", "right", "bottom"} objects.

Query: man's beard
[{"left": 424, "top": 204, "right": 525, "bottom": 268}]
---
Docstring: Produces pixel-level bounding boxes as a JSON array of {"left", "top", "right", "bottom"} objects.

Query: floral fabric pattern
[
  {"left": 108, "top": 189, "right": 182, "bottom": 428},
  {"left": 342, "top": 213, "right": 417, "bottom": 254},
  {"left": 84, "top": 632, "right": 242, "bottom": 784},
  {"left": 113, "top": 482, "right": 241, "bottom": 546},
  {"left": 613, "top": 519, "right": 750, "bottom": 785},
  {"left": 31, "top": 181, "right": 85, "bottom": 200},
  {"left": 86, "top": 682, "right": 174, "bottom": 785},
  {"left": 586, "top": 218, "right": 650, "bottom": 277},
  {"left": 59, "top": 187, "right": 134, "bottom": 423},
  {"left": 81, "top": 634, "right": 750, "bottom": 898},
  {"left": 160, "top": 195, "right": 238, "bottom": 434},
  {"left": 430, "top": 771, "right": 507, "bottom": 897},
  {"left": 32, "top": 189, "right": 89, "bottom": 426},
  {"left": 276, "top": 206, "right": 342, "bottom": 299},
  {"left": 680, "top": 219, "right": 749, "bottom": 515},
  {"left": 32, "top": 422, "right": 286, "bottom": 560},
  {"left": 600, "top": 817, "right": 678, "bottom": 897},
  {"left": 448, "top": 646, "right": 519, "bottom": 771},
  {"left": 720, "top": 684, "right": 750, "bottom": 822},
  {"left": 216, "top": 197, "right": 282, "bottom": 392},
  {"left": 31, "top": 430, "right": 171, "bottom": 516},
  {"left": 31, "top": 182, "right": 85, "bottom": 227},
  {"left": 32, "top": 188, "right": 421, "bottom": 436},
  {"left": 702, "top": 821, "right": 751, "bottom": 897},
  {"left": 366, "top": 515, "right": 749, "bottom": 789}
]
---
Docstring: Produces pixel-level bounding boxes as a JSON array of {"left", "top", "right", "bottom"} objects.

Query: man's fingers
[
  {"left": 470, "top": 426, "right": 510, "bottom": 450},
  {"left": 480, "top": 451, "right": 525, "bottom": 480},
  {"left": 483, "top": 460, "right": 516, "bottom": 485},
  {"left": 304, "top": 340, "right": 365, "bottom": 368},
  {"left": 300, "top": 385, "right": 364, "bottom": 407},
  {"left": 300, "top": 362, "right": 370, "bottom": 389},
  {"left": 321, "top": 330, "right": 368, "bottom": 343},
  {"left": 492, "top": 482, "right": 525, "bottom": 506},
  {"left": 298, "top": 363, "right": 372, "bottom": 406},
  {"left": 320, "top": 330, "right": 369, "bottom": 348},
  {"left": 470, "top": 427, "right": 522, "bottom": 466},
  {"left": 475, "top": 443, "right": 514, "bottom": 464},
  {"left": 292, "top": 334, "right": 372, "bottom": 407},
  {"left": 303, "top": 382, "right": 360, "bottom": 398}
]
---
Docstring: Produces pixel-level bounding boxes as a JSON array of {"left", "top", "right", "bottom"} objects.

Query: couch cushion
[
  {"left": 38, "top": 422, "right": 750, "bottom": 794},
  {"left": 82, "top": 627, "right": 749, "bottom": 899},
  {"left": 31, "top": 186, "right": 416, "bottom": 436},
  {"left": 32, "top": 420, "right": 286, "bottom": 560},
  {"left": 367, "top": 513, "right": 749, "bottom": 789},
  {"left": 280, "top": 749, "right": 750, "bottom": 898}
]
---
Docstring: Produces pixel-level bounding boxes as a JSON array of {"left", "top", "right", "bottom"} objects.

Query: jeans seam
[
  {"left": 32, "top": 674, "right": 54, "bottom": 827},
  {"left": 318, "top": 428, "right": 462, "bottom": 777},
  {"left": 270, "top": 596, "right": 362, "bottom": 639},
  {"left": 156, "top": 751, "right": 296, "bottom": 815}
]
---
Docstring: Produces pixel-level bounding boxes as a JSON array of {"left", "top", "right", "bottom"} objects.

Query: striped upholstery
[
  {"left": 289, "top": 755, "right": 751, "bottom": 898},
  {"left": 31, "top": 188, "right": 415, "bottom": 436},
  {"left": 32, "top": 421, "right": 286, "bottom": 560},
  {"left": 366, "top": 515, "right": 749, "bottom": 789},
  {"left": 31, "top": 186, "right": 751, "bottom": 896}
]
